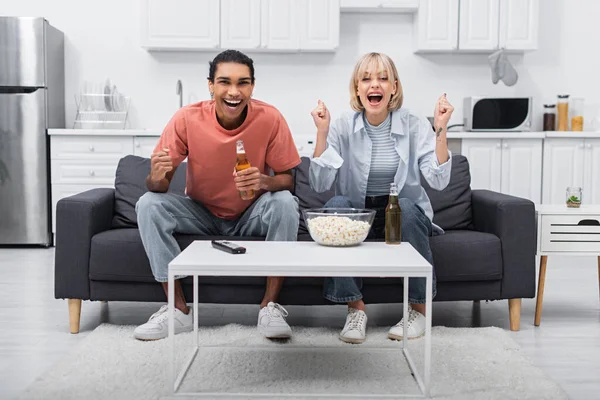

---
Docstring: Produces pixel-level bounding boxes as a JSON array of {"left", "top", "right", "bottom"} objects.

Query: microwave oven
[{"left": 463, "top": 97, "right": 532, "bottom": 131}]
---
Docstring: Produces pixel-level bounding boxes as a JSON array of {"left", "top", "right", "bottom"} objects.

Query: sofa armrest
[
  {"left": 471, "top": 190, "right": 536, "bottom": 299},
  {"left": 54, "top": 188, "right": 115, "bottom": 300}
]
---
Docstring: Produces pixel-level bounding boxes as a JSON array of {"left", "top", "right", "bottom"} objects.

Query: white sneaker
[
  {"left": 134, "top": 305, "right": 194, "bottom": 341},
  {"left": 340, "top": 308, "right": 368, "bottom": 344},
  {"left": 258, "top": 302, "right": 292, "bottom": 339},
  {"left": 388, "top": 305, "right": 426, "bottom": 340}
]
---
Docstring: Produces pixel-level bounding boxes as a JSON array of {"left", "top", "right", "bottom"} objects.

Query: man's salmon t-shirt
[{"left": 154, "top": 99, "right": 301, "bottom": 220}]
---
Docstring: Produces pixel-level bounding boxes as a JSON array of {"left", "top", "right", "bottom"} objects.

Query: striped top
[{"left": 364, "top": 113, "right": 400, "bottom": 196}]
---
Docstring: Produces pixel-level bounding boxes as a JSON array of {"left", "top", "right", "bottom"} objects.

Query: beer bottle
[
  {"left": 385, "top": 183, "right": 402, "bottom": 244},
  {"left": 235, "top": 140, "right": 255, "bottom": 200}
]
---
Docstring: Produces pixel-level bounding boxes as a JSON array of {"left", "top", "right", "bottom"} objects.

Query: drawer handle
[
  {"left": 578, "top": 219, "right": 599, "bottom": 226},
  {"left": 89, "top": 146, "right": 95, "bottom": 152},
  {"left": 89, "top": 170, "right": 96, "bottom": 176}
]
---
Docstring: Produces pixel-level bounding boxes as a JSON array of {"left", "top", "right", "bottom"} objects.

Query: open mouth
[
  {"left": 367, "top": 93, "right": 384, "bottom": 106},
  {"left": 223, "top": 98, "right": 242, "bottom": 110}
]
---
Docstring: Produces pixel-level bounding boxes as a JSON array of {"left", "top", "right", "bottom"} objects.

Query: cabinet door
[
  {"left": 298, "top": 0, "right": 340, "bottom": 51},
  {"left": 461, "top": 139, "right": 502, "bottom": 192},
  {"left": 260, "top": 0, "right": 299, "bottom": 50},
  {"left": 141, "top": 0, "right": 219, "bottom": 50},
  {"left": 500, "top": 139, "right": 542, "bottom": 204},
  {"left": 584, "top": 139, "right": 600, "bottom": 204},
  {"left": 542, "top": 139, "right": 585, "bottom": 204},
  {"left": 499, "top": 0, "right": 539, "bottom": 50},
  {"left": 134, "top": 137, "right": 159, "bottom": 159},
  {"left": 340, "top": 0, "right": 418, "bottom": 12},
  {"left": 414, "top": 0, "right": 459, "bottom": 51},
  {"left": 221, "top": 0, "right": 261, "bottom": 49},
  {"left": 458, "top": 0, "right": 499, "bottom": 50}
]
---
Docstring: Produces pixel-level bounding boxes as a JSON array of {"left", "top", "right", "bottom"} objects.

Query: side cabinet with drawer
[
  {"left": 534, "top": 205, "right": 600, "bottom": 327},
  {"left": 50, "top": 135, "right": 135, "bottom": 234}
]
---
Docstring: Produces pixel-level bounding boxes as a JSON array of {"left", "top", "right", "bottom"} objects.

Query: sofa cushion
[
  {"left": 293, "top": 157, "right": 335, "bottom": 234},
  {"left": 89, "top": 229, "right": 324, "bottom": 286},
  {"left": 112, "top": 155, "right": 187, "bottom": 228},
  {"left": 429, "top": 230, "right": 502, "bottom": 282},
  {"left": 421, "top": 154, "right": 473, "bottom": 230}
]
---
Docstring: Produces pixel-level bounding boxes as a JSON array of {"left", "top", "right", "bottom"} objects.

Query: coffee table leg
[
  {"left": 403, "top": 277, "right": 409, "bottom": 349},
  {"left": 193, "top": 274, "right": 198, "bottom": 349},
  {"left": 534, "top": 255, "right": 548, "bottom": 326},
  {"left": 424, "top": 272, "right": 432, "bottom": 397},
  {"left": 168, "top": 270, "right": 175, "bottom": 393}
]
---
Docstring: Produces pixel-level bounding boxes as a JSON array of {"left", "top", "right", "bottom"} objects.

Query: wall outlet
[{"left": 294, "top": 136, "right": 316, "bottom": 157}]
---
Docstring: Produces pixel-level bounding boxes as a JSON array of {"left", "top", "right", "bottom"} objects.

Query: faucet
[{"left": 176, "top": 80, "right": 183, "bottom": 108}]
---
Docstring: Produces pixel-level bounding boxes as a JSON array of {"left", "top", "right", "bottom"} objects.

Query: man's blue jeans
[{"left": 322, "top": 195, "right": 436, "bottom": 304}]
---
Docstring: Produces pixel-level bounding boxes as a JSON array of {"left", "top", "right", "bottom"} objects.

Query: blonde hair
[{"left": 349, "top": 52, "right": 403, "bottom": 112}]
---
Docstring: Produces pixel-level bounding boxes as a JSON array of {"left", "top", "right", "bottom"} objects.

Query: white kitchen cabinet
[
  {"left": 141, "top": 0, "right": 220, "bottom": 51},
  {"left": 299, "top": 0, "right": 340, "bottom": 51},
  {"left": 340, "top": 0, "right": 419, "bottom": 12},
  {"left": 415, "top": 0, "right": 538, "bottom": 52},
  {"left": 461, "top": 139, "right": 502, "bottom": 192},
  {"left": 462, "top": 138, "right": 542, "bottom": 204},
  {"left": 543, "top": 138, "right": 600, "bottom": 205},
  {"left": 499, "top": 0, "right": 539, "bottom": 50},
  {"left": 260, "top": 0, "right": 299, "bottom": 50},
  {"left": 458, "top": 0, "right": 499, "bottom": 50},
  {"left": 500, "top": 139, "right": 542, "bottom": 204},
  {"left": 220, "top": 0, "right": 262, "bottom": 49},
  {"left": 134, "top": 136, "right": 160, "bottom": 158},
  {"left": 414, "top": 0, "right": 460, "bottom": 52}
]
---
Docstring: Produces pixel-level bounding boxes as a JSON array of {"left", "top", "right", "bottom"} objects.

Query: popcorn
[{"left": 307, "top": 216, "right": 371, "bottom": 246}]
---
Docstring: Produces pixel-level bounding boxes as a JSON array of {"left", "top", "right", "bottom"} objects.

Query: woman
[{"left": 309, "top": 52, "right": 454, "bottom": 344}]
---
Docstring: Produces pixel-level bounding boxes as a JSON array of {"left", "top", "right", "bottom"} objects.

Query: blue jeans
[
  {"left": 322, "top": 195, "right": 436, "bottom": 304},
  {"left": 136, "top": 190, "right": 299, "bottom": 282}
]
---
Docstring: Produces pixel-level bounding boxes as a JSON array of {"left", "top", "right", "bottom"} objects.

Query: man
[{"left": 134, "top": 50, "right": 301, "bottom": 341}]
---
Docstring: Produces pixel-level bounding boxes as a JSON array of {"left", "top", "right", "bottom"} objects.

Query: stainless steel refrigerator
[{"left": 0, "top": 17, "right": 64, "bottom": 246}]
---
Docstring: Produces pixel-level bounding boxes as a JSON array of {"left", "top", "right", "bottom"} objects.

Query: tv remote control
[{"left": 211, "top": 240, "right": 246, "bottom": 254}]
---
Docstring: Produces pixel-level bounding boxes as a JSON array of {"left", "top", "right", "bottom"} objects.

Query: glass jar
[
  {"left": 557, "top": 94, "right": 569, "bottom": 131},
  {"left": 570, "top": 97, "right": 584, "bottom": 131},
  {"left": 566, "top": 186, "right": 582, "bottom": 208},
  {"left": 543, "top": 104, "right": 556, "bottom": 131}
]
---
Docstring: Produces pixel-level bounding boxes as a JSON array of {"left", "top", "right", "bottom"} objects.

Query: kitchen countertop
[{"left": 48, "top": 129, "right": 600, "bottom": 139}]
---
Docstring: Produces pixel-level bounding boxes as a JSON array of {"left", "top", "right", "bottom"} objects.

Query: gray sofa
[{"left": 55, "top": 155, "right": 536, "bottom": 334}]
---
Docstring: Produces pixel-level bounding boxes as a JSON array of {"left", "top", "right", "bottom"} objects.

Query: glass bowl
[{"left": 302, "top": 208, "right": 376, "bottom": 247}]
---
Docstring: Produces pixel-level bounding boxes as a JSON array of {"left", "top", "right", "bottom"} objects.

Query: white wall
[{"left": 2, "top": 0, "right": 599, "bottom": 135}]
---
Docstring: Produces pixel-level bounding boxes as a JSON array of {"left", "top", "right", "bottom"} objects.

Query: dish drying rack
[{"left": 73, "top": 93, "right": 131, "bottom": 129}]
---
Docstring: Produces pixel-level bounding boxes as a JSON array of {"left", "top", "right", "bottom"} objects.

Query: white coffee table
[{"left": 167, "top": 241, "right": 433, "bottom": 398}]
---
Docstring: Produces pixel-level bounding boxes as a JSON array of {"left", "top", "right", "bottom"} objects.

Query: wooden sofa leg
[
  {"left": 68, "top": 299, "right": 82, "bottom": 334},
  {"left": 508, "top": 298, "right": 521, "bottom": 331}
]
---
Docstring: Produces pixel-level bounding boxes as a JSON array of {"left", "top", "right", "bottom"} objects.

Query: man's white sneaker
[
  {"left": 258, "top": 302, "right": 292, "bottom": 339},
  {"left": 340, "top": 308, "right": 367, "bottom": 344},
  {"left": 134, "top": 305, "right": 194, "bottom": 341},
  {"left": 388, "top": 305, "right": 426, "bottom": 340}
]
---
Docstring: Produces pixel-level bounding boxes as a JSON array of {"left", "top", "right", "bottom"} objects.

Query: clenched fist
[
  {"left": 311, "top": 100, "right": 331, "bottom": 134},
  {"left": 433, "top": 94, "right": 454, "bottom": 131},
  {"left": 150, "top": 148, "right": 173, "bottom": 181}
]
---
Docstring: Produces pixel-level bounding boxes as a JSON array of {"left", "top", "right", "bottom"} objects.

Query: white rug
[{"left": 19, "top": 324, "right": 567, "bottom": 400}]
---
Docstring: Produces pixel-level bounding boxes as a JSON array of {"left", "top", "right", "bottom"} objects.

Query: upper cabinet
[
  {"left": 415, "top": 0, "right": 539, "bottom": 52},
  {"left": 141, "top": 0, "right": 340, "bottom": 52},
  {"left": 499, "top": 0, "right": 539, "bottom": 50},
  {"left": 340, "top": 0, "right": 419, "bottom": 13},
  {"left": 414, "top": 0, "right": 459, "bottom": 51},
  {"left": 141, "top": 0, "right": 220, "bottom": 51}
]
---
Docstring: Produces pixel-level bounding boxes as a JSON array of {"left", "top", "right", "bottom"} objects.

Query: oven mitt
[{"left": 488, "top": 49, "right": 518, "bottom": 86}]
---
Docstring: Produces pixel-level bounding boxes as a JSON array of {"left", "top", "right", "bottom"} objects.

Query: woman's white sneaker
[
  {"left": 134, "top": 305, "right": 194, "bottom": 341},
  {"left": 388, "top": 306, "right": 426, "bottom": 340},
  {"left": 340, "top": 308, "right": 367, "bottom": 344}
]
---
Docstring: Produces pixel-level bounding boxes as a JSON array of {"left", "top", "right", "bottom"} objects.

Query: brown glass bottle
[
  {"left": 235, "top": 140, "right": 255, "bottom": 200},
  {"left": 385, "top": 183, "right": 402, "bottom": 244}
]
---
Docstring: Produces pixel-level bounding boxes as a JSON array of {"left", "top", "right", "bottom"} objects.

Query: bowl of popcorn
[{"left": 302, "top": 208, "right": 376, "bottom": 247}]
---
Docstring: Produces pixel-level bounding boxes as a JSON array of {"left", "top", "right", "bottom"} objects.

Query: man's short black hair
[{"left": 208, "top": 50, "right": 255, "bottom": 83}]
